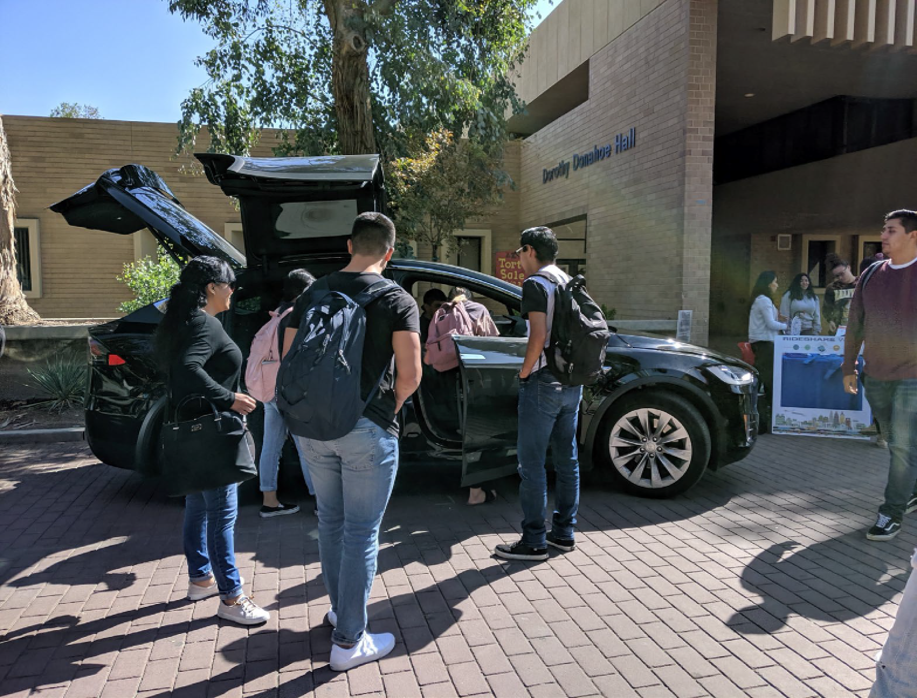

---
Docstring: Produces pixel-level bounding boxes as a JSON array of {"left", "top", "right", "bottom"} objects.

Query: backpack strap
[
  {"left": 532, "top": 270, "right": 563, "bottom": 288},
  {"left": 860, "top": 259, "right": 888, "bottom": 290}
]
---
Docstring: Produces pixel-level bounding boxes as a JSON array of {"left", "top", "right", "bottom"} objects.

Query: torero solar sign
[{"left": 542, "top": 127, "right": 637, "bottom": 184}]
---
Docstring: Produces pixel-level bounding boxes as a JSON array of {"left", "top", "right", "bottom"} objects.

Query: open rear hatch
[
  {"left": 50, "top": 164, "right": 245, "bottom": 269},
  {"left": 195, "top": 153, "right": 384, "bottom": 271}
]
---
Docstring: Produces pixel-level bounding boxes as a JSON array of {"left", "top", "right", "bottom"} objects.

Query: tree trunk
[
  {"left": 324, "top": 0, "right": 377, "bottom": 155},
  {"left": 0, "top": 115, "right": 39, "bottom": 326}
]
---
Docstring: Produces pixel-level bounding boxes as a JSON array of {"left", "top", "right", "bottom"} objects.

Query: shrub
[
  {"left": 601, "top": 304, "right": 617, "bottom": 321},
  {"left": 27, "top": 356, "right": 86, "bottom": 413},
  {"left": 117, "top": 248, "right": 180, "bottom": 314}
]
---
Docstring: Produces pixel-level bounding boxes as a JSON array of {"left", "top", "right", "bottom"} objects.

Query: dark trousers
[
  {"left": 751, "top": 341, "right": 775, "bottom": 431},
  {"left": 863, "top": 377, "right": 917, "bottom": 521}
]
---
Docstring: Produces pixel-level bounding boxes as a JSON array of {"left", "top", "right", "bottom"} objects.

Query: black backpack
[
  {"left": 276, "top": 277, "right": 400, "bottom": 441},
  {"left": 535, "top": 271, "right": 610, "bottom": 387}
]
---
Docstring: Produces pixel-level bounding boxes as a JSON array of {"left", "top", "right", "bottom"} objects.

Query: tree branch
[{"left": 371, "top": 0, "right": 397, "bottom": 16}]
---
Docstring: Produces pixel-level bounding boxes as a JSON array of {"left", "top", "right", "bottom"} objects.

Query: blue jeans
[
  {"left": 517, "top": 368, "right": 583, "bottom": 548},
  {"left": 260, "top": 399, "right": 314, "bottom": 495},
  {"left": 864, "top": 377, "right": 917, "bottom": 521},
  {"left": 871, "top": 549, "right": 917, "bottom": 697},
  {"left": 294, "top": 418, "right": 398, "bottom": 646},
  {"left": 184, "top": 484, "right": 243, "bottom": 600}
]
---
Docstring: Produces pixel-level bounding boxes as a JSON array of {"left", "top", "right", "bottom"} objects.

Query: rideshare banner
[{"left": 772, "top": 335, "right": 872, "bottom": 439}]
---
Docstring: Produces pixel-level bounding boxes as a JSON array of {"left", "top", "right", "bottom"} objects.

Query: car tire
[
  {"left": 134, "top": 396, "right": 168, "bottom": 477},
  {"left": 597, "top": 391, "right": 711, "bottom": 498}
]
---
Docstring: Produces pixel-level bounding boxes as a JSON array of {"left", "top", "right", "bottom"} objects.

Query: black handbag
[{"left": 159, "top": 395, "right": 257, "bottom": 497}]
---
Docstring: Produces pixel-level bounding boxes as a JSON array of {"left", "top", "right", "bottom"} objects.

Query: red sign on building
[{"left": 495, "top": 251, "right": 526, "bottom": 287}]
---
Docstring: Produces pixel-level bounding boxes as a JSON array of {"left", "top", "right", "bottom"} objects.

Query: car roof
[{"left": 388, "top": 259, "right": 523, "bottom": 299}]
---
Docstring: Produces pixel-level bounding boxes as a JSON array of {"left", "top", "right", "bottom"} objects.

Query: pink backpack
[
  {"left": 424, "top": 300, "right": 477, "bottom": 372},
  {"left": 244, "top": 307, "right": 293, "bottom": 402}
]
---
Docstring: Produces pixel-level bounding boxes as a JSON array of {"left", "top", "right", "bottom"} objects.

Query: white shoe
[
  {"left": 330, "top": 632, "right": 395, "bottom": 672},
  {"left": 216, "top": 595, "right": 270, "bottom": 625},
  {"left": 326, "top": 610, "right": 337, "bottom": 627},
  {"left": 188, "top": 575, "right": 244, "bottom": 601}
]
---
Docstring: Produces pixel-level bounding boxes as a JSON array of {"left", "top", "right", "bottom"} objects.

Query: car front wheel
[{"left": 598, "top": 391, "right": 711, "bottom": 498}]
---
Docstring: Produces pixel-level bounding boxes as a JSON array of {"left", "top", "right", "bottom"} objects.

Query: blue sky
[{"left": 0, "top": 0, "right": 555, "bottom": 123}]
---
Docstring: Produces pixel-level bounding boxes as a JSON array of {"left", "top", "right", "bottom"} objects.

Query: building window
[
  {"left": 856, "top": 235, "right": 883, "bottom": 270},
  {"left": 550, "top": 216, "right": 587, "bottom": 278},
  {"left": 456, "top": 236, "right": 482, "bottom": 272},
  {"left": 715, "top": 96, "right": 916, "bottom": 184},
  {"left": 13, "top": 219, "right": 41, "bottom": 298},
  {"left": 801, "top": 234, "right": 842, "bottom": 288},
  {"left": 450, "top": 229, "right": 492, "bottom": 275},
  {"left": 223, "top": 223, "right": 245, "bottom": 253}
]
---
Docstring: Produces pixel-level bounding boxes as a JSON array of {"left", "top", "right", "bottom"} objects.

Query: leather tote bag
[{"left": 159, "top": 395, "right": 257, "bottom": 497}]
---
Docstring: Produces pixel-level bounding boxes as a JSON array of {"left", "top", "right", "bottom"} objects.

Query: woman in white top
[
  {"left": 779, "top": 273, "right": 821, "bottom": 335},
  {"left": 748, "top": 271, "right": 788, "bottom": 432}
]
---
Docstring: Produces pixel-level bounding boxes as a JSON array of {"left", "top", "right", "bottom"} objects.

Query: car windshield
[{"left": 131, "top": 188, "right": 246, "bottom": 268}]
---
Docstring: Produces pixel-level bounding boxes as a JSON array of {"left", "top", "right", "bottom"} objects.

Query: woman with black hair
[
  {"left": 779, "top": 273, "right": 821, "bottom": 335},
  {"left": 155, "top": 256, "right": 270, "bottom": 626},
  {"left": 748, "top": 271, "right": 787, "bottom": 432}
]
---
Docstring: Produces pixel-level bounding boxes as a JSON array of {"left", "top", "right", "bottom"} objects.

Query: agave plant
[{"left": 27, "top": 356, "right": 86, "bottom": 413}]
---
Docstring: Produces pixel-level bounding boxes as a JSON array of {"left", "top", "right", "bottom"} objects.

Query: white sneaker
[
  {"left": 188, "top": 575, "right": 244, "bottom": 601},
  {"left": 217, "top": 595, "right": 270, "bottom": 625},
  {"left": 330, "top": 632, "right": 395, "bottom": 672},
  {"left": 326, "top": 610, "right": 337, "bottom": 627}
]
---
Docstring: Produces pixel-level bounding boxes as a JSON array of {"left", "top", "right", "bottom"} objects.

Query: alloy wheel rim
[{"left": 609, "top": 408, "right": 693, "bottom": 488}]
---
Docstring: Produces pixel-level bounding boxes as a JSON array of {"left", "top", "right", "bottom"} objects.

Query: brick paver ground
[{"left": 0, "top": 434, "right": 913, "bottom": 697}]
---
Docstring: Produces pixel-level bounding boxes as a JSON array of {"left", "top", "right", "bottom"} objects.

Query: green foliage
[
  {"left": 50, "top": 102, "right": 102, "bottom": 119},
  {"left": 27, "top": 356, "right": 86, "bottom": 413},
  {"left": 116, "top": 248, "right": 180, "bottom": 314},
  {"left": 167, "top": 0, "right": 539, "bottom": 161},
  {"left": 388, "top": 130, "right": 506, "bottom": 261},
  {"left": 601, "top": 304, "right": 617, "bottom": 322}
]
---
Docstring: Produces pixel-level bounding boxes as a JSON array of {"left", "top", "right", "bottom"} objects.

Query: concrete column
[{"left": 679, "top": 0, "right": 717, "bottom": 345}]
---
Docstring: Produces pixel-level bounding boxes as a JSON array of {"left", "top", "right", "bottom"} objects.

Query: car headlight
[{"left": 707, "top": 364, "right": 755, "bottom": 386}]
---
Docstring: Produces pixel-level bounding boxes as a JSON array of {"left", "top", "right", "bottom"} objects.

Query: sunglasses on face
[{"left": 511, "top": 245, "right": 529, "bottom": 259}]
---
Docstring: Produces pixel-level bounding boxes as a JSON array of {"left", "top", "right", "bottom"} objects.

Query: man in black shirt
[
  {"left": 494, "top": 227, "right": 583, "bottom": 562},
  {"left": 282, "top": 213, "right": 421, "bottom": 671}
]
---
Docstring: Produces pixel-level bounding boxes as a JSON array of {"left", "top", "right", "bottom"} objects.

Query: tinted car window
[{"left": 273, "top": 200, "right": 357, "bottom": 240}]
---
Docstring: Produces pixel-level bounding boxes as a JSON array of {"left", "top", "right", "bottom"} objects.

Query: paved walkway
[{"left": 0, "top": 434, "right": 913, "bottom": 698}]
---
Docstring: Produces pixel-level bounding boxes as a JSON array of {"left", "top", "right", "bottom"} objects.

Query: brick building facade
[{"left": 8, "top": 0, "right": 917, "bottom": 348}]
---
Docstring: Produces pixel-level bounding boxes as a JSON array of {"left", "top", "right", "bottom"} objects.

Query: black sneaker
[
  {"left": 259, "top": 502, "right": 300, "bottom": 519},
  {"left": 907, "top": 496, "right": 917, "bottom": 515},
  {"left": 494, "top": 540, "right": 548, "bottom": 561},
  {"left": 867, "top": 514, "right": 901, "bottom": 541},
  {"left": 546, "top": 532, "right": 575, "bottom": 552}
]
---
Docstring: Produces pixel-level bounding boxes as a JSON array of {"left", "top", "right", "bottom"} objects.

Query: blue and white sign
[{"left": 772, "top": 335, "right": 872, "bottom": 439}]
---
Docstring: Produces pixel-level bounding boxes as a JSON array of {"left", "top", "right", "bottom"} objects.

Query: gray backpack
[{"left": 276, "top": 278, "right": 399, "bottom": 441}]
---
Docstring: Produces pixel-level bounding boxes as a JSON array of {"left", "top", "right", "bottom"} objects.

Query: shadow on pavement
[{"left": 729, "top": 535, "right": 910, "bottom": 633}]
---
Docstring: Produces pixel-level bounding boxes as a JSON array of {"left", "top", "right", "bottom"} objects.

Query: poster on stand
[{"left": 771, "top": 335, "right": 872, "bottom": 439}]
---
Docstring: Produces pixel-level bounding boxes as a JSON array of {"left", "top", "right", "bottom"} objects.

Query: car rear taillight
[
  {"left": 88, "top": 338, "right": 106, "bottom": 360},
  {"left": 89, "top": 337, "right": 127, "bottom": 367}
]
